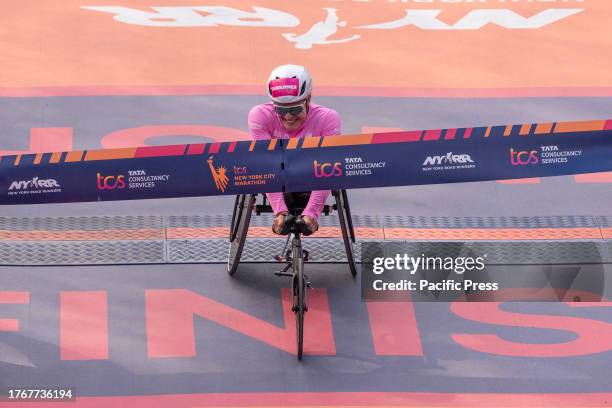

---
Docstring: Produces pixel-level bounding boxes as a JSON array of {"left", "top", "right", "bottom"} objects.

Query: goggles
[{"left": 274, "top": 101, "right": 306, "bottom": 117}]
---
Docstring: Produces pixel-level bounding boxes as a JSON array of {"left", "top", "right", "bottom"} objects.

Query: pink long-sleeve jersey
[{"left": 248, "top": 102, "right": 341, "bottom": 220}]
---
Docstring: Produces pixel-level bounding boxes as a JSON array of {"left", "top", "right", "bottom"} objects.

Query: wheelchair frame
[{"left": 227, "top": 190, "right": 357, "bottom": 276}]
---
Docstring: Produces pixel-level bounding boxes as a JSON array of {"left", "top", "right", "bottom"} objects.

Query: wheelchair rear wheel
[
  {"left": 333, "top": 190, "right": 357, "bottom": 277},
  {"left": 227, "top": 194, "right": 255, "bottom": 276}
]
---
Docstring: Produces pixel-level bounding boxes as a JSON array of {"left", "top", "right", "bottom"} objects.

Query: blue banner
[{"left": 0, "top": 119, "right": 610, "bottom": 205}]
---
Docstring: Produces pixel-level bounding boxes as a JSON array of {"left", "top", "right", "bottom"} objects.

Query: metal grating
[
  {"left": 381, "top": 215, "right": 597, "bottom": 229},
  {"left": 0, "top": 214, "right": 609, "bottom": 265},
  {"left": 595, "top": 216, "right": 612, "bottom": 228},
  {"left": 167, "top": 213, "right": 380, "bottom": 229},
  {"left": 168, "top": 238, "right": 361, "bottom": 263},
  {"left": 167, "top": 215, "right": 232, "bottom": 228},
  {"left": 0, "top": 215, "right": 164, "bottom": 231},
  {"left": 0, "top": 240, "right": 166, "bottom": 265}
]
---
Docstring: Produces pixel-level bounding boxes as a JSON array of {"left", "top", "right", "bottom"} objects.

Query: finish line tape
[{"left": 1, "top": 119, "right": 611, "bottom": 205}]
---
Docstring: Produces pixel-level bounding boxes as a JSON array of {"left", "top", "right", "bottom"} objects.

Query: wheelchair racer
[{"left": 248, "top": 64, "right": 341, "bottom": 235}]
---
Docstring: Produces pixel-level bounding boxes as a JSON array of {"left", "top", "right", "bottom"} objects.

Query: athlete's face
[{"left": 275, "top": 98, "right": 309, "bottom": 131}]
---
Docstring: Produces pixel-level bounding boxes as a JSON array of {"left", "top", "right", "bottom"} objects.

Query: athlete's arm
[
  {"left": 301, "top": 109, "right": 341, "bottom": 221},
  {"left": 247, "top": 106, "right": 289, "bottom": 216}
]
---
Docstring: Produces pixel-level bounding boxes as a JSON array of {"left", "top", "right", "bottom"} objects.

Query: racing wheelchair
[{"left": 227, "top": 190, "right": 356, "bottom": 359}]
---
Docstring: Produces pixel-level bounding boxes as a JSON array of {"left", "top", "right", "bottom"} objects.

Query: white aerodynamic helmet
[{"left": 266, "top": 64, "right": 312, "bottom": 104}]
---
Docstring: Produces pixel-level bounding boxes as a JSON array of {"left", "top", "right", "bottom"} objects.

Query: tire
[
  {"left": 227, "top": 194, "right": 255, "bottom": 276},
  {"left": 341, "top": 189, "right": 356, "bottom": 243},
  {"left": 334, "top": 190, "right": 357, "bottom": 277},
  {"left": 229, "top": 195, "right": 242, "bottom": 242},
  {"left": 292, "top": 239, "right": 305, "bottom": 360}
]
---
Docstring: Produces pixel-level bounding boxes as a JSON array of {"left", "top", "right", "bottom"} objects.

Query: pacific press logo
[
  {"left": 509, "top": 148, "right": 539, "bottom": 166},
  {"left": 97, "top": 173, "right": 126, "bottom": 190}
]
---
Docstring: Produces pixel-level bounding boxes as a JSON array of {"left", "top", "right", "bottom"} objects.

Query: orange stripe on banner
[
  {"left": 286, "top": 138, "right": 299, "bottom": 150},
  {"left": 85, "top": 148, "right": 137, "bottom": 161},
  {"left": 554, "top": 120, "right": 606, "bottom": 133},
  {"left": 444, "top": 128, "right": 457, "bottom": 140},
  {"left": 249, "top": 141, "right": 256, "bottom": 152},
  {"left": 601, "top": 228, "right": 612, "bottom": 239},
  {"left": 65, "top": 150, "right": 84, "bottom": 162},
  {"left": 519, "top": 124, "right": 531, "bottom": 135},
  {"left": 13, "top": 155, "right": 21, "bottom": 166},
  {"left": 33, "top": 153, "right": 43, "bottom": 165},
  {"left": 268, "top": 139, "right": 277, "bottom": 151},
  {"left": 302, "top": 136, "right": 321, "bottom": 148},
  {"left": 49, "top": 151, "right": 62, "bottom": 163},
  {"left": 135, "top": 145, "right": 187, "bottom": 158},
  {"left": 423, "top": 129, "right": 442, "bottom": 141},
  {"left": 187, "top": 144, "right": 205, "bottom": 155},
  {"left": 484, "top": 127, "right": 491, "bottom": 138},
  {"left": 208, "top": 143, "right": 220, "bottom": 154},
  {"left": 535, "top": 123, "right": 553, "bottom": 134},
  {"left": 321, "top": 134, "right": 373, "bottom": 147},
  {"left": 0, "top": 229, "right": 164, "bottom": 241},
  {"left": 503, "top": 125, "right": 513, "bottom": 136},
  {"left": 383, "top": 228, "right": 602, "bottom": 240}
]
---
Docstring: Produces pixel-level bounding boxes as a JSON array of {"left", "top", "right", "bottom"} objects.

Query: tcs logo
[
  {"left": 313, "top": 160, "right": 342, "bottom": 178},
  {"left": 233, "top": 166, "right": 247, "bottom": 175},
  {"left": 97, "top": 173, "right": 126, "bottom": 190},
  {"left": 510, "top": 148, "right": 539, "bottom": 166}
]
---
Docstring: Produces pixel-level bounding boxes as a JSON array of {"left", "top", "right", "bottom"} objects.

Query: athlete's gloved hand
[
  {"left": 272, "top": 211, "right": 289, "bottom": 235},
  {"left": 302, "top": 215, "right": 319, "bottom": 235}
]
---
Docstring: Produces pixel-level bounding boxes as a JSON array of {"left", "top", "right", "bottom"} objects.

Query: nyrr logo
[
  {"left": 97, "top": 173, "right": 126, "bottom": 190},
  {"left": 207, "top": 156, "right": 229, "bottom": 192},
  {"left": 9, "top": 177, "right": 60, "bottom": 191},
  {"left": 313, "top": 160, "right": 342, "bottom": 178},
  {"left": 509, "top": 148, "right": 539, "bottom": 166},
  {"left": 423, "top": 152, "right": 474, "bottom": 166}
]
